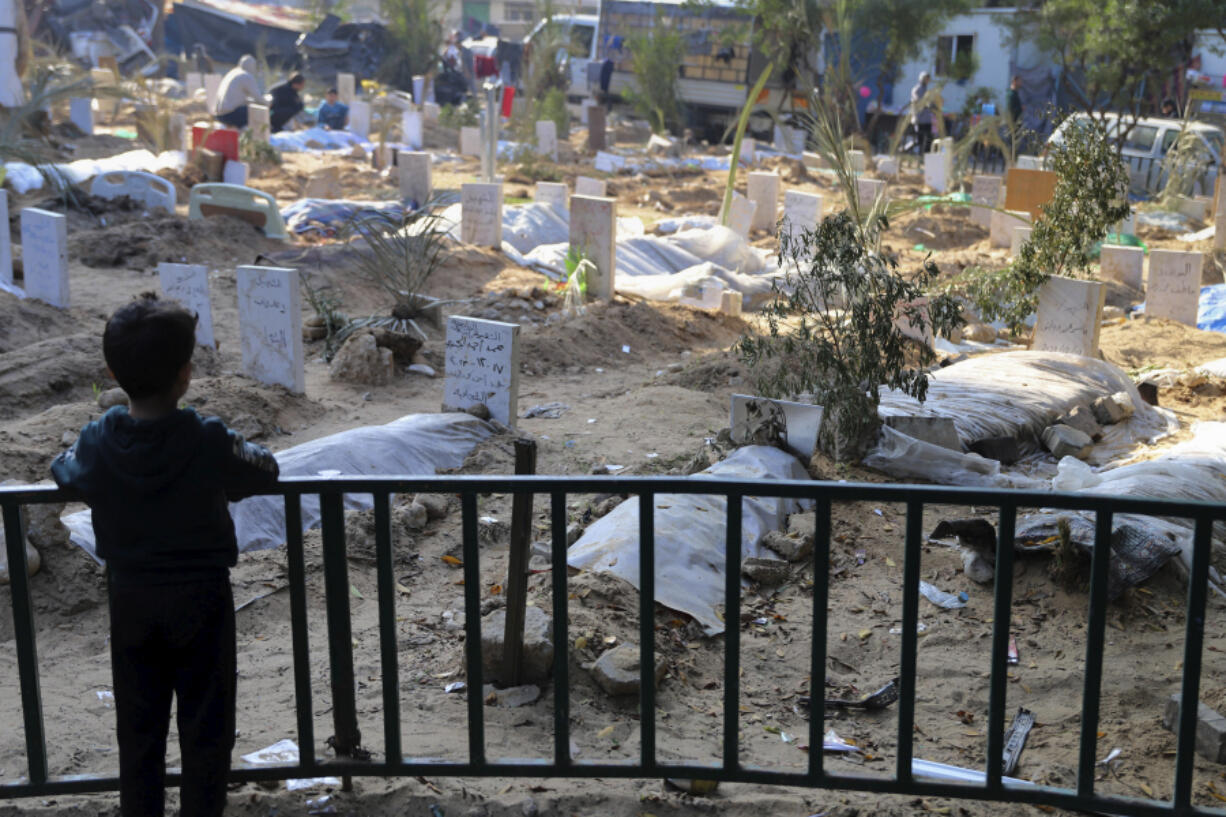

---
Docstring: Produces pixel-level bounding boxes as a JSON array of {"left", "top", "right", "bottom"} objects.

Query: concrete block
[
  {"left": 1042, "top": 424, "right": 1092, "bottom": 459},
  {"left": 1163, "top": 693, "right": 1226, "bottom": 764}
]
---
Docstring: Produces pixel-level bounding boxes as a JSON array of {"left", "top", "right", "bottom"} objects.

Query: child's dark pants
[{"left": 108, "top": 574, "right": 235, "bottom": 817}]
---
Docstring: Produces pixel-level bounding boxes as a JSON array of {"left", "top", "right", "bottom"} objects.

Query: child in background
[{"left": 317, "top": 87, "right": 349, "bottom": 130}]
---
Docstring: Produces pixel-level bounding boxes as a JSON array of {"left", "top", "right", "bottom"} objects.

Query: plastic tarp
[
  {"left": 281, "top": 198, "right": 411, "bottom": 237},
  {"left": 865, "top": 352, "right": 1179, "bottom": 484},
  {"left": 1197, "top": 285, "right": 1226, "bottom": 333},
  {"left": 5, "top": 149, "right": 186, "bottom": 194},
  {"left": 270, "top": 127, "right": 367, "bottom": 153},
  {"left": 62, "top": 413, "right": 493, "bottom": 560},
  {"left": 567, "top": 445, "right": 812, "bottom": 634}
]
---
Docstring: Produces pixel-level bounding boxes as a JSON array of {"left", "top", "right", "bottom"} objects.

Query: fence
[{"left": 1, "top": 476, "right": 1223, "bottom": 815}]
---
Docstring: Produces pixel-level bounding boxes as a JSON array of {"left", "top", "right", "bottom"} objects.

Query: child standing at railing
[{"left": 51, "top": 294, "right": 279, "bottom": 817}]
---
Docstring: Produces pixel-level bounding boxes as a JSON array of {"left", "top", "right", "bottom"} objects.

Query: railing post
[
  {"left": 373, "top": 492, "right": 402, "bottom": 766},
  {"left": 808, "top": 495, "right": 831, "bottom": 782},
  {"left": 501, "top": 439, "right": 538, "bottom": 686},
  {"left": 897, "top": 498, "right": 923, "bottom": 784},
  {"left": 1173, "top": 515, "right": 1213, "bottom": 809},
  {"left": 319, "top": 491, "right": 362, "bottom": 778},
  {"left": 639, "top": 491, "right": 656, "bottom": 772},
  {"left": 1077, "top": 509, "right": 1113, "bottom": 798},
  {"left": 723, "top": 492, "right": 743, "bottom": 773},
  {"left": 986, "top": 501, "right": 1016, "bottom": 790},
  {"left": 549, "top": 490, "right": 571, "bottom": 770},
  {"left": 461, "top": 492, "right": 486, "bottom": 768},
  {"left": 284, "top": 495, "right": 316, "bottom": 774},
  {"left": 2, "top": 501, "right": 47, "bottom": 786}
]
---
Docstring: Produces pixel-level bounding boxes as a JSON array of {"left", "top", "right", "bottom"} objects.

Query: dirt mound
[
  {"left": 519, "top": 300, "right": 744, "bottom": 375},
  {"left": 0, "top": 402, "right": 99, "bottom": 483},
  {"left": 184, "top": 375, "right": 327, "bottom": 442},
  {"left": 663, "top": 349, "right": 746, "bottom": 393},
  {"left": 1100, "top": 317, "right": 1226, "bottom": 372},
  {"left": 0, "top": 334, "right": 110, "bottom": 419},
  {"left": 892, "top": 210, "right": 985, "bottom": 250},
  {"left": 0, "top": 291, "right": 94, "bottom": 354},
  {"left": 69, "top": 214, "right": 283, "bottom": 271},
  {"left": 20, "top": 191, "right": 148, "bottom": 234}
]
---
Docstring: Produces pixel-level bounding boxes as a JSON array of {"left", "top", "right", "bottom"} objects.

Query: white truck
[{"left": 524, "top": 0, "right": 791, "bottom": 140}]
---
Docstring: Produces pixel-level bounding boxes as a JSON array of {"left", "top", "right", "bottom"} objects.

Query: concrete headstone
[
  {"left": 990, "top": 209, "right": 1030, "bottom": 249},
  {"left": 402, "top": 110, "right": 423, "bottom": 150},
  {"left": 236, "top": 265, "right": 305, "bottom": 393},
  {"left": 204, "top": 73, "right": 222, "bottom": 113},
  {"left": 746, "top": 171, "right": 780, "bottom": 233},
  {"left": 923, "top": 149, "right": 951, "bottom": 193},
  {"left": 443, "top": 316, "right": 520, "bottom": 424},
  {"left": 423, "top": 101, "right": 441, "bottom": 123},
  {"left": 876, "top": 156, "right": 899, "bottom": 177},
  {"left": 223, "top": 160, "right": 249, "bottom": 186},
  {"left": 535, "top": 181, "right": 568, "bottom": 211},
  {"left": 0, "top": 191, "right": 12, "bottom": 287},
  {"left": 412, "top": 75, "right": 426, "bottom": 104},
  {"left": 1010, "top": 225, "right": 1032, "bottom": 259},
  {"left": 856, "top": 177, "right": 886, "bottom": 209},
  {"left": 725, "top": 192, "right": 756, "bottom": 239},
  {"left": 575, "top": 176, "right": 607, "bottom": 197},
  {"left": 185, "top": 72, "right": 203, "bottom": 97},
  {"left": 738, "top": 137, "right": 756, "bottom": 166},
  {"left": 781, "top": 190, "right": 822, "bottom": 248},
  {"left": 593, "top": 151, "right": 626, "bottom": 173},
  {"left": 399, "top": 151, "right": 432, "bottom": 206},
  {"left": 69, "top": 98, "right": 93, "bottom": 135},
  {"left": 158, "top": 263, "right": 215, "bottom": 348},
  {"left": 19, "top": 208, "right": 69, "bottom": 308},
  {"left": 970, "top": 175, "right": 1003, "bottom": 229},
  {"left": 337, "top": 73, "right": 356, "bottom": 105},
  {"left": 536, "top": 120, "right": 558, "bottom": 161},
  {"left": 1031, "top": 276, "right": 1105, "bottom": 358},
  {"left": 348, "top": 100, "right": 370, "bottom": 139},
  {"left": 460, "top": 126, "right": 482, "bottom": 156},
  {"left": 461, "top": 182, "right": 504, "bottom": 247},
  {"left": 569, "top": 195, "right": 616, "bottom": 301},
  {"left": 248, "top": 104, "right": 271, "bottom": 142},
  {"left": 1100, "top": 245, "right": 1144, "bottom": 291},
  {"left": 848, "top": 149, "right": 866, "bottom": 173},
  {"left": 1147, "top": 249, "right": 1203, "bottom": 326}
]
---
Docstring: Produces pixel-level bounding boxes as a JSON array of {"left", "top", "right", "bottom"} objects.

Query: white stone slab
[
  {"left": 1146, "top": 249, "right": 1203, "bottom": 326},
  {"left": 856, "top": 177, "right": 886, "bottom": 209},
  {"left": 412, "top": 75, "right": 426, "bottom": 104},
  {"left": 990, "top": 209, "right": 1030, "bottom": 248},
  {"left": 348, "top": 100, "right": 370, "bottom": 139},
  {"left": 848, "top": 150, "right": 866, "bottom": 173},
  {"left": 746, "top": 171, "right": 780, "bottom": 233},
  {"left": 1015, "top": 155, "right": 1044, "bottom": 171},
  {"left": 970, "top": 175, "right": 1003, "bottom": 229},
  {"left": 236, "top": 265, "right": 305, "bottom": 393},
  {"left": 401, "top": 111, "right": 423, "bottom": 150},
  {"left": 570, "top": 195, "right": 616, "bottom": 301},
  {"left": 535, "top": 182, "right": 568, "bottom": 211},
  {"left": 1113, "top": 211, "right": 1137, "bottom": 236},
  {"left": 726, "top": 192, "right": 756, "bottom": 239},
  {"left": 204, "top": 73, "right": 222, "bottom": 113},
  {"left": 69, "top": 98, "right": 93, "bottom": 135},
  {"left": 876, "top": 156, "right": 899, "bottom": 177},
  {"left": 1099, "top": 244, "right": 1144, "bottom": 291},
  {"left": 423, "top": 101, "right": 441, "bottom": 123},
  {"left": 1031, "top": 276, "right": 1105, "bottom": 358},
  {"left": 19, "top": 208, "right": 69, "bottom": 308},
  {"left": 781, "top": 190, "right": 821, "bottom": 249},
  {"left": 1216, "top": 212, "right": 1225, "bottom": 252},
  {"left": 594, "top": 151, "right": 625, "bottom": 173},
  {"left": 536, "top": 120, "right": 558, "bottom": 161},
  {"left": 460, "top": 126, "right": 482, "bottom": 156},
  {"left": 575, "top": 176, "right": 606, "bottom": 197},
  {"left": 443, "top": 316, "right": 520, "bottom": 424},
  {"left": 248, "top": 104, "right": 271, "bottom": 142},
  {"left": 923, "top": 149, "right": 951, "bottom": 193},
  {"left": 337, "top": 73, "right": 356, "bottom": 105},
  {"left": 738, "top": 137, "right": 756, "bottom": 165},
  {"left": 0, "top": 191, "right": 10, "bottom": 286},
  {"left": 894, "top": 297, "right": 933, "bottom": 347},
  {"left": 185, "top": 72, "right": 203, "bottom": 97},
  {"left": 399, "top": 151, "right": 432, "bottom": 206},
  {"left": 730, "top": 394, "right": 824, "bottom": 460},
  {"left": 1010, "top": 225, "right": 1032, "bottom": 259},
  {"left": 158, "top": 263, "right": 215, "bottom": 348},
  {"left": 461, "top": 182, "right": 503, "bottom": 247},
  {"left": 721, "top": 290, "right": 743, "bottom": 316},
  {"left": 223, "top": 160, "right": 249, "bottom": 186}
]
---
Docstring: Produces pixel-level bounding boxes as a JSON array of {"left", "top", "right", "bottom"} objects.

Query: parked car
[{"left": 1048, "top": 112, "right": 1223, "bottom": 196}]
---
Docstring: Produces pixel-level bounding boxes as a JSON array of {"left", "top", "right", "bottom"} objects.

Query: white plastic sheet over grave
[
  {"left": 5, "top": 149, "right": 186, "bottom": 194},
  {"left": 567, "top": 445, "right": 811, "bottom": 634},
  {"left": 62, "top": 413, "right": 493, "bottom": 560}
]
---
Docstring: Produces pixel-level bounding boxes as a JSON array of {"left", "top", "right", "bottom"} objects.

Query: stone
[
  {"left": 593, "top": 151, "right": 625, "bottom": 173},
  {"left": 1099, "top": 245, "right": 1144, "bottom": 291},
  {"left": 536, "top": 120, "right": 558, "bottom": 161},
  {"left": 884, "top": 416, "right": 961, "bottom": 451},
  {"left": 158, "top": 262, "right": 215, "bottom": 348},
  {"left": 247, "top": 104, "right": 271, "bottom": 142},
  {"left": 876, "top": 156, "right": 899, "bottom": 177},
  {"left": 404, "top": 501, "right": 429, "bottom": 530},
  {"left": 401, "top": 110, "right": 423, "bottom": 150},
  {"left": 1163, "top": 694, "right": 1226, "bottom": 764},
  {"left": 970, "top": 175, "right": 1003, "bottom": 229},
  {"left": 720, "top": 290, "right": 743, "bottom": 316},
  {"left": 371, "top": 328, "right": 422, "bottom": 364},
  {"left": 566, "top": 523, "right": 583, "bottom": 546},
  {"left": 586, "top": 105, "right": 606, "bottom": 151},
  {"left": 989, "top": 209, "right": 1030, "bottom": 249},
  {"left": 1059, "top": 405, "right": 1103, "bottom": 440},
  {"left": 460, "top": 125, "right": 481, "bottom": 156},
  {"left": 1147, "top": 249, "right": 1203, "bottom": 326},
  {"left": 762, "top": 528, "right": 812, "bottom": 562},
  {"left": 742, "top": 556, "right": 790, "bottom": 586},
  {"left": 781, "top": 190, "right": 822, "bottom": 250},
  {"left": 461, "top": 182, "right": 503, "bottom": 247},
  {"left": 399, "top": 151, "right": 432, "bottom": 206},
  {"left": 724, "top": 192, "right": 756, "bottom": 239},
  {"left": 856, "top": 177, "right": 887, "bottom": 209},
  {"left": 535, "top": 181, "right": 567, "bottom": 210},
  {"left": 570, "top": 194, "right": 616, "bottom": 301},
  {"left": 1092, "top": 392, "right": 1134, "bottom": 426},
  {"left": 98, "top": 387, "right": 129, "bottom": 410},
  {"left": 443, "top": 316, "right": 520, "bottom": 424},
  {"left": 413, "top": 492, "right": 449, "bottom": 520},
  {"left": 222, "top": 160, "right": 248, "bottom": 186},
  {"left": 589, "top": 643, "right": 666, "bottom": 696},
  {"left": 20, "top": 207, "right": 70, "bottom": 308},
  {"left": 963, "top": 322, "right": 996, "bottom": 343},
  {"left": 746, "top": 171, "right": 780, "bottom": 233},
  {"left": 962, "top": 550, "right": 995, "bottom": 584},
  {"left": 0, "top": 537, "right": 40, "bottom": 585},
  {"left": 1031, "top": 276, "right": 1105, "bottom": 358},
  {"left": 847, "top": 149, "right": 865, "bottom": 172},
  {"left": 480, "top": 606, "right": 554, "bottom": 684},
  {"left": 1041, "top": 424, "right": 1092, "bottom": 460},
  {"left": 574, "top": 176, "right": 606, "bottom": 197},
  {"left": 738, "top": 137, "right": 756, "bottom": 165},
  {"left": 923, "top": 148, "right": 951, "bottom": 193},
  {"left": 304, "top": 166, "right": 341, "bottom": 199},
  {"left": 329, "top": 331, "right": 394, "bottom": 385},
  {"left": 969, "top": 436, "right": 1021, "bottom": 465},
  {"left": 1010, "top": 225, "right": 1032, "bottom": 259},
  {"left": 348, "top": 100, "right": 370, "bottom": 139},
  {"left": 337, "top": 72, "right": 355, "bottom": 104},
  {"left": 23, "top": 502, "right": 69, "bottom": 550},
  {"left": 69, "top": 97, "right": 93, "bottom": 135},
  {"left": 1137, "top": 382, "right": 1159, "bottom": 406},
  {"left": 236, "top": 265, "right": 305, "bottom": 393},
  {"left": 464, "top": 402, "right": 491, "bottom": 420}
]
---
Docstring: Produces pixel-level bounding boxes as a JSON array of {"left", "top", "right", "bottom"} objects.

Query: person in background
[
  {"left": 910, "top": 71, "right": 934, "bottom": 155},
  {"left": 1161, "top": 97, "right": 1179, "bottom": 118},
  {"left": 317, "top": 87, "right": 349, "bottom": 130},
  {"left": 1007, "top": 75, "right": 1023, "bottom": 127},
  {"left": 213, "top": 54, "right": 260, "bottom": 129},
  {"left": 268, "top": 73, "right": 306, "bottom": 133}
]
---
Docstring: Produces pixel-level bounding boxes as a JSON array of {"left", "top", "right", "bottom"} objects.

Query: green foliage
[
  {"left": 379, "top": 0, "right": 448, "bottom": 91},
  {"left": 524, "top": 0, "right": 572, "bottom": 101},
  {"left": 539, "top": 87, "right": 569, "bottom": 138},
  {"left": 301, "top": 271, "right": 347, "bottom": 361},
  {"left": 239, "top": 128, "right": 282, "bottom": 165},
  {"left": 720, "top": 62, "right": 774, "bottom": 227},
  {"left": 440, "top": 100, "right": 480, "bottom": 129},
  {"left": 1158, "top": 124, "right": 1217, "bottom": 206},
  {"left": 737, "top": 210, "right": 964, "bottom": 462},
  {"left": 625, "top": 13, "right": 685, "bottom": 134},
  {"left": 960, "top": 116, "right": 1130, "bottom": 336}
]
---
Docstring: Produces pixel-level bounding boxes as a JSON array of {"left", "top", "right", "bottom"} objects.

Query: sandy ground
[{"left": 1, "top": 96, "right": 1226, "bottom": 817}]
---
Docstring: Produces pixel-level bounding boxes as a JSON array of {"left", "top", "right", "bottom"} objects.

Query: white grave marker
[
  {"left": 443, "top": 316, "right": 520, "bottom": 424},
  {"left": 536, "top": 120, "right": 558, "bottom": 161},
  {"left": 535, "top": 181, "right": 568, "bottom": 211},
  {"left": 423, "top": 101, "right": 441, "bottom": 123},
  {"left": 235, "top": 265, "right": 305, "bottom": 393},
  {"left": 185, "top": 72, "right": 203, "bottom": 97},
  {"left": 848, "top": 150, "right": 866, "bottom": 173},
  {"left": 1031, "top": 276, "right": 1105, "bottom": 358},
  {"left": 158, "top": 263, "right": 215, "bottom": 348},
  {"left": 738, "top": 137, "right": 756, "bottom": 165},
  {"left": 856, "top": 177, "right": 886, "bottom": 209},
  {"left": 0, "top": 191, "right": 11, "bottom": 287},
  {"left": 570, "top": 195, "right": 616, "bottom": 301},
  {"left": 460, "top": 126, "right": 482, "bottom": 156},
  {"left": 923, "top": 149, "right": 951, "bottom": 193},
  {"left": 1147, "top": 249, "right": 1203, "bottom": 326},
  {"left": 990, "top": 209, "right": 1030, "bottom": 248},
  {"left": 593, "top": 151, "right": 625, "bottom": 173},
  {"left": 348, "top": 100, "right": 371, "bottom": 139},
  {"left": 19, "top": 208, "right": 69, "bottom": 308},
  {"left": 746, "top": 171, "right": 780, "bottom": 233},
  {"left": 970, "top": 175, "right": 1003, "bottom": 229},
  {"left": 1015, "top": 155, "right": 1045, "bottom": 171},
  {"left": 1010, "top": 225, "right": 1032, "bottom": 259},
  {"left": 876, "top": 156, "right": 899, "bottom": 177},
  {"left": 781, "top": 190, "right": 822, "bottom": 248},
  {"left": 204, "top": 73, "right": 222, "bottom": 113},
  {"left": 69, "top": 98, "right": 94, "bottom": 135},
  {"left": 1216, "top": 211, "right": 1225, "bottom": 252},
  {"left": 402, "top": 110, "right": 423, "bottom": 150},
  {"left": 223, "top": 160, "right": 249, "bottom": 186},
  {"left": 575, "top": 176, "right": 607, "bottom": 197},
  {"left": 1100, "top": 245, "right": 1144, "bottom": 291},
  {"left": 894, "top": 297, "right": 933, "bottom": 346},
  {"left": 412, "top": 75, "right": 426, "bottom": 104},
  {"left": 337, "top": 73, "right": 356, "bottom": 105},
  {"left": 721, "top": 290, "right": 743, "bottom": 316},
  {"left": 730, "top": 394, "right": 824, "bottom": 460},
  {"left": 248, "top": 104, "right": 271, "bottom": 141},
  {"left": 399, "top": 151, "right": 432, "bottom": 206},
  {"left": 461, "top": 182, "right": 503, "bottom": 247},
  {"left": 725, "top": 192, "right": 756, "bottom": 239}
]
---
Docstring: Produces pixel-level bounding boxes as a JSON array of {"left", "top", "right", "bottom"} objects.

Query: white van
[{"left": 1048, "top": 113, "right": 1223, "bottom": 196}]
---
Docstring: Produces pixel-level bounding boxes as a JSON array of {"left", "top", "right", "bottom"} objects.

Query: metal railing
[{"left": 1, "top": 476, "right": 1224, "bottom": 815}]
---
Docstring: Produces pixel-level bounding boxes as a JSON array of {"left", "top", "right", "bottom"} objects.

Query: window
[
  {"left": 504, "top": 3, "right": 534, "bottom": 21},
  {"left": 1123, "top": 125, "right": 1158, "bottom": 152},
  {"left": 1160, "top": 128, "right": 1179, "bottom": 154},
  {"left": 935, "top": 34, "right": 975, "bottom": 78}
]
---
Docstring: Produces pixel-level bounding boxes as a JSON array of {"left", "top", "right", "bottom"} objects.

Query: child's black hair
[
  {"left": 103, "top": 293, "right": 197, "bottom": 400},
  {"left": 327, "top": 87, "right": 338, "bottom": 95}
]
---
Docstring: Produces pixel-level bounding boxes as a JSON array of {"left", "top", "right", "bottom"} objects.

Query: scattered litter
[
  {"left": 444, "top": 681, "right": 466, "bottom": 694},
  {"left": 622, "top": 345, "right": 631, "bottom": 354},
  {"left": 889, "top": 622, "right": 928, "bottom": 635},
  {"left": 1008, "top": 635, "right": 1019, "bottom": 665},
  {"left": 522, "top": 402, "right": 569, "bottom": 419},
  {"left": 821, "top": 728, "right": 860, "bottom": 752},
  {"left": 587, "top": 418, "right": 597, "bottom": 424},
  {"left": 919, "top": 581, "right": 967, "bottom": 609},
  {"left": 913, "top": 757, "right": 1035, "bottom": 788},
  {"left": 1002, "top": 707, "right": 1035, "bottom": 775},
  {"left": 408, "top": 363, "right": 436, "bottom": 378},
  {"left": 240, "top": 739, "right": 341, "bottom": 791},
  {"left": 816, "top": 678, "right": 900, "bottom": 711},
  {"left": 1098, "top": 747, "right": 1122, "bottom": 765},
  {"left": 95, "top": 690, "right": 114, "bottom": 705}
]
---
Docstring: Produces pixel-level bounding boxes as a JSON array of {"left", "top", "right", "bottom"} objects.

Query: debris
[
  {"left": 1002, "top": 707, "right": 1034, "bottom": 775},
  {"left": 962, "top": 550, "right": 995, "bottom": 584},
  {"left": 480, "top": 606, "right": 554, "bottom": 685},
  {"left": 1059, "top": 405, "right": 1103, "bottom": 440},
  {"left": 413, "top": 493, "right": 450, "bottom": 520},
  {"left": 762, "top": 528, "right": 812, "bottom": 562},
  {"left": 1041, "top": 424, "right": 1092, "bottom": 460},
  {"left": 590, "top": 644, "right": 667, "bottom": 696},
  {"left": 487, "top": 684, "right": 541, "bottom": 707},
  {"left": 741, "top": 556, "right": 790, "bottom": 586},
  {"left": 1163, "top": 694, "right": 1226, "bottom": 763},
  {"left": 404, "top": 501, "right": 429, "bottom": 531},
  {"left": 1092, "top": 391, "right": 1135, "bottom": 426},
  {"left": 1007, "top": 635, "right": 1019, "bottom": 665},
  {"left": 888, "top": 622, "right": 928, "bottom": 635},
  {"left": 1051, "top": 456, "right": 1102, "bottom": 491},
  {"left": 883, "top": 415, "right": 962, "bottom": 451},
  {"left": 819, "top": 677, "right": 900, "bottom": 711},
  {"left": 968, "top": 435, "right": 1021, "bottom": 465},
  {"left": 329, "top": 331, "right": 394, "bottom": 385},
  {"left": 522, "top": 402, "right": 570, "bottom": 419},
  {"left": 919, "top": 581, "right": 967, "bottom": 609},
  {"left": 666, "top": 779, "right": 719, "bottom": 795},
  {"left": 445, "top": 682, "right": 466, "bottom": 694}
]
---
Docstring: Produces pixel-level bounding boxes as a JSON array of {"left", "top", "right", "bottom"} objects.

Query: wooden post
[{"left": 501, "top": 438, "right": 538, "bottom": 686}]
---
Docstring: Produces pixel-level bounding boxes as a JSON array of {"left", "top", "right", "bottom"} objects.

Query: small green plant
[
  {"left": 440, "top": 100, "right": 480, "bottom": 130},
  {"left": 301, "top": 270, "right": 347, "bottom": 361},
  {"left": 624, "top": 11, "right": 685, "bottom": 135},
  {"left": 239, "top": 128, "right": 282, "bottom": 165},
  {"left": 562, "top": 246, "right": 593, "bottom": 316},
  {"left": 959, "top": 115, "right": 1130, "bottom": 336}
]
